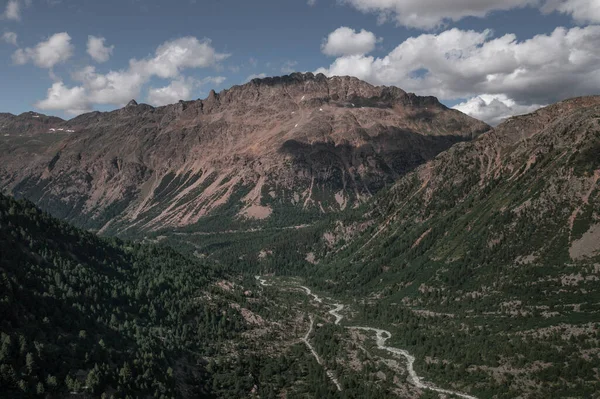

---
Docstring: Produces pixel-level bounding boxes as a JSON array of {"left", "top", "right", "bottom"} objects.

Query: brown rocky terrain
[
  {"left": 0, "top": 111, "right": 65, "bottom": 137},
  {"left": 0, "top": 72, "right": 488, "bottom": 234}
]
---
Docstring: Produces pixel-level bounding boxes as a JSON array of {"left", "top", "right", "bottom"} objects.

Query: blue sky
[{"left": 0, "top": 0, "right": 598, "bottom": 124}]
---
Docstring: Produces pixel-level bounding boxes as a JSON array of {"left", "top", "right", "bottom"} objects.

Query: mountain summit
[{"left": 0, "top": 73, "right": 488, "bottom": 234}]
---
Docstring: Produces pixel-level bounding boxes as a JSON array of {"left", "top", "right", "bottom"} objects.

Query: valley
[
  {"left": 258, "top": 276, "right": 478, "bottom": 399},
  {"left": 1, "top": 74, "right": 599, "bottom": 398}
]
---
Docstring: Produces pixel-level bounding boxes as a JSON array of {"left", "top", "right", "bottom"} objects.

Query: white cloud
[
  {"left": 72, "top": 66, "right": 146, "bottom": 105},
  {"left": 316, "top": 26, "right": 600, "bottom": 118},
  {"left": 129, "top": 37, "right": 229, "bottom": 79},
  {"left": 340, "top": 0, "right": 600, "bottom": 29},
  {"left": 147, "top": 76, "right": 226, "bottom": 106},
  {"left": 3, "top": 0, "right": 20, "bottom": 20},
  {"left": 321, "top": 27, "right": 379, "bottom": 56},
  {"left": 453, "top": 94, "right": 544, "bottom": 126},
  {"left": 340, "top": 0, "right": 537, "bottom": 30},
  {"left": 12, "top": 32, "right": 73, "bottom": 68},
  {"left": 35, "top": 35, "right": 229, "bottom": 114},
  {"left": 542, "top": 0, "right": 600, "bottom": 24},
  {"left": 87, "top": 36, "right": 114, "bottom": 63},
  {"left": 2, "top": 31, "right": 17, "bottom": 46},
  {"left": 246, "top": 73, "right": 267, "bottom": 82},
  {"left": 307, "top": 0, "right": 317, "bottom": 6},
  {"left": 148, "top": 78, "right": 196, "bottom": 106},
  {"left": 35, "top": 81, "right": 90, "bottom": 115},
  {"left": 202, "top": 76, "right": 226, "bottom": 86}
]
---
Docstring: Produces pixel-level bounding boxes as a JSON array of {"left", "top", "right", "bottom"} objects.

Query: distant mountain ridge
[
  {"left": 0, "top": 111, "right": 65, "bottom": 136},
  {"left": 0, "top": 72, "right": 488, "bottom": 234}
]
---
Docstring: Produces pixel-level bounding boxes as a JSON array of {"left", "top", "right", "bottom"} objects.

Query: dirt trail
[{"left": 301, "top": 315, "right": 343, "bottom": 392}]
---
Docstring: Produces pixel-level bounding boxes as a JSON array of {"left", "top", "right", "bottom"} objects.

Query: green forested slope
[
  {"left": 0, "top": 194, "right": 250, "bottom": 398},
  {"left": 0, "top": 194, "right": 399, "bottom": 399}
]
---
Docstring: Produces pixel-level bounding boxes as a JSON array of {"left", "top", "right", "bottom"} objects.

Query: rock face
[{"left": 0, "top": 73, "right": 488, "bottom": 234}]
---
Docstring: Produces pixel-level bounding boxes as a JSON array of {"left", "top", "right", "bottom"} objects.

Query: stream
[{"left": 256, "top": 276, "right": 478, "bottom": 399}]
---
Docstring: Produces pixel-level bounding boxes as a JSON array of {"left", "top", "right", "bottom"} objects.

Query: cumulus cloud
[
  {"left": 321, "top": 27, "right": 379, "bottom": 56},
  {"left": 453, "top": 95, "right": 544, "bottom": 126},
  {"left": 340, "top": 0, "right": 537, "bottom": 30},
  {"left": 316, "top": 26, "right": 600, "bottom": 121},
  {"left": 130, "top": 37, "right": 229, "bottom": 79},
  {"left": 2, "top": 0, "right": 20, "bottom": 20},
  {"left": 71, "top": 66, "right": 146, "bottom": 105},
  {"left": 2, "top": 31, "right": 17, "bottom": 46},
  {"left": 35, "top": 81, "right": 90, "bottom": 115},
  {"left": 542, "top": 0, "right": 600, "bottom": 24},
  {"left": 307, "top": 0, "right": 317, "bottom": 5},
  {"left": 35, "top": 35, "right": 229, "bottom": 114},
  {"left": 147, "top": 76, "right": 226, "bottom": 106},
  {"left": 87, "top": 36, "right": 114, "bottom": 63},
  {"left": 12, "top": 32, "right": 73, "bottom": 68}
]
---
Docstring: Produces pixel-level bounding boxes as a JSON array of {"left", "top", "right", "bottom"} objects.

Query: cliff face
[{"left": 0, "top": 73, "right": 488, "bottom": 234}]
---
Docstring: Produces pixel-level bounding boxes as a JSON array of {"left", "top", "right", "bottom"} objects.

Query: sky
[{"left": 0, "top": 0, "right": 599, "bottom": 125}]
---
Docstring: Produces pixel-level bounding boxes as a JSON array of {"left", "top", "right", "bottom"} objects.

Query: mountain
[
  {"left": 0, "top": 112, "right": 66, "bottom": 137},
  {"left": 162, "top": 96, "right": 600, "bottom": 398},
  {"left": 0, "top": 73, "right": 488, "bottom": 235},
  {"left": 325, "top": 95, "right": 600, "bottom": 282},
  {"left": 301, "top": 96, "right": 600, "bottom": 397}
]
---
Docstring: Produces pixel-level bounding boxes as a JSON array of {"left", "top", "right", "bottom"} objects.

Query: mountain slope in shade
[{"left": 0, "top": 73, "right": 488, "bottom": 234}]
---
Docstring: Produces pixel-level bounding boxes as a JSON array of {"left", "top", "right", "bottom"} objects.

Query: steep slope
[
  {"left": 0, "top": 73, "right": 488, "bottom": 235},
  {"left": 335, "top": 96, "right": 600, "bottom": 275},
  {"left": 298, "top": 96, "right": 600, "bottom": 397},
  {"left": 0, "top": 193, "right": 230, "bottom": 397}
]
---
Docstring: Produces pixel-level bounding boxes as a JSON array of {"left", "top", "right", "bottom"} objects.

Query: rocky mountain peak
[{"left": 0, "top": 74, "right": 489, "bottom": 234}]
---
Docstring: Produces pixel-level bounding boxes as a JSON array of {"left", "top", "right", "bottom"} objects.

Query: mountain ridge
[{"left": 0, "top": 73, "right": 488, "bottom": 235}]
